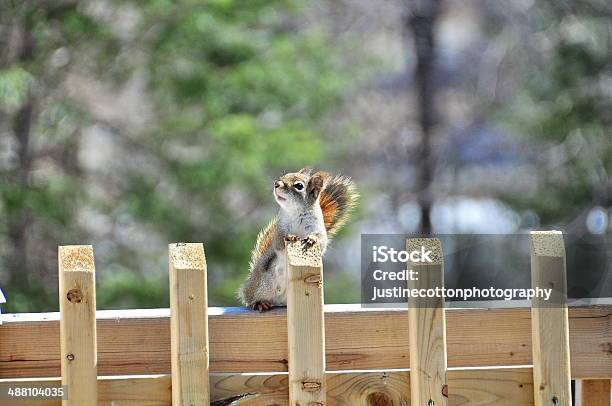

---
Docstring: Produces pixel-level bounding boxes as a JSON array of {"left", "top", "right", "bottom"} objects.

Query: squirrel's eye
[{"left": 294, "top": 182, "right": 304, "bottom": 191}]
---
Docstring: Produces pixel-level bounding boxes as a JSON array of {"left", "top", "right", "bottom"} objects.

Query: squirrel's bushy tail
[{"left": 320, "top": 174, "right": 358, "bottom": 237}]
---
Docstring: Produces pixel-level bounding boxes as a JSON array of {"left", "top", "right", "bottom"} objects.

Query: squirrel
[{"left": 239, "top": 167, "right": 358, "bottom": 311}]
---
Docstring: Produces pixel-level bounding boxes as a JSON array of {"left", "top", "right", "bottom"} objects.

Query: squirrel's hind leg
[
  {"left": 252, "top": 301, "right": 273, "bottom": 312},
  {"left": 240, "top": 250, "right": 284, "bottom": 311}
]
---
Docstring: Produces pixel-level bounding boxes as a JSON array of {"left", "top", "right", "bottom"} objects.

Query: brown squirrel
[{"left": 239, "top": 167, "right": 358, "bottom": 311}]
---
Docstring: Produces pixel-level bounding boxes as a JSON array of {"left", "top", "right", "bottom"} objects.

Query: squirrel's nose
[{"left": 274, "top": 180, "right": 284, "bottom": 189}]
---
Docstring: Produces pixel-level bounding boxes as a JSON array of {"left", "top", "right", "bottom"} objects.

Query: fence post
[
  {"left": 406, "top": 238, "right": 448, "bottom": 406},
  {"left": 58, "top": 245, "right": 98, "bottom": 406},
  {"left": 286, "top": 240, "right": 326, "bottom": 405},
  {"left": 530, "top": 231, "right": 572, "bottom": 406},
  {"left": 169, "top": 243, "right": 210, "bottom": 406}
]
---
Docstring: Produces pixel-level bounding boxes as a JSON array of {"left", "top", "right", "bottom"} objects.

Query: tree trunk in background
[
  {"left": 405, "top": 0, "right": 442, "bottom": 235},
  {"left": 6, "top": 13, "right": 36, "bottom": 295},
  {"left": 8, "top": 98, "right": 34, "bottom": 292}
]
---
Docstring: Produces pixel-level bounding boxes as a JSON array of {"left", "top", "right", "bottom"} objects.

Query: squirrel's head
[{"left": 273, "top": 167, "right": 326, "bottom": 211}]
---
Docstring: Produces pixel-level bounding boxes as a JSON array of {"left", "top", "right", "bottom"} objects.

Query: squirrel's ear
[
  {"left": 306, "top": 172, "right": 325, "bottom": 202},
  {"left": 298, "top": 166, "right": 313, "bottom": 175}
]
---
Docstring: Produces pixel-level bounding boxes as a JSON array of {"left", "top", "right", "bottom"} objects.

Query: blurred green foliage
[
  {"left": 110, "top": 0, "right": 354, "bottom": 308},
  {"left": 0, "top": 2, "right": 97, "bottom": 312},
  {"left": 1, "top": 0, "right": 359, "bottom": 311},
  {"left": 500, "top": 2, "right": 611, "bottom": 225},
  {"left": 3, "top": 0, "right": 608, "bottom": 314},
  {"left": 0, "top": 68, "right": 33, "bottom": 108}
]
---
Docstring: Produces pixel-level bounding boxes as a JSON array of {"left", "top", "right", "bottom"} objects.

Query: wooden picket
[
  {"left": 169, "top": 243, "right": 210, "bottom": 405},
  {"left": 407, "top": 238, "right": 448, "bottom": 406},
  {"left": 286, "top": 240, "right": 326, "bottom": 405},
  {"left": 58, "top": 245, "right": 98, "bottom": 406},
  {"left": 530, "top": 231, "right": 572, "bottom": 406}
]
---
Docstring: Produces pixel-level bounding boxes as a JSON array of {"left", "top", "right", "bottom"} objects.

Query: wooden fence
[{"left": 0, "top": 232, "right": 610, "bottom": 405}]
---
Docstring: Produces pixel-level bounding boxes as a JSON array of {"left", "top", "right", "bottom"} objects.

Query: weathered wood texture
[
  {"left": 580, "top": 379, "right": 611, "bottom": 406},
  {"left": 285, "top": 241, "right": 326, "bottom": 405},
  {"left": 530, "top": 232, "right": 572, "bottom": 406},
  {"left": 0, "top": 305, "right": 612, "bottom": 378},
  {"left": 0, "top": 367, "right": 534, "bottom": 406},
  {"left": 407, "top": 238, "right": 448, "bottom": 406},
  {"left": 0, "top": 305, "right": 609, "bottom": 379},
  {"left": 168, "top": 243, "right": 210, "bottom": 406},
  {"left": 58, "top": 245, "right": 97, "bottom": 406}
]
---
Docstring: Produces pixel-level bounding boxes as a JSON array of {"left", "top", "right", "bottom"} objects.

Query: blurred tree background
[{"left": 0, "top": 0, "right": 610, "bottom": 312}]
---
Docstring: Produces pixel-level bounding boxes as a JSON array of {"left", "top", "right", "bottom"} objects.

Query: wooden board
[
  {"left": 0, "top": 305, "right": 610, "bottom": 379},
  {"left": 580, "top": 379, "right": 611, "bottom": 406},
  {"left": 58, "top": 246, "right": 97, "bottom": 406},
  {"left": 285, "top": 241, "right": 326, "bottom": 405},
  {"left": 0, "top": 367, "right": 534, "bottom": 406},
  {"left": 168, "top": 243, "right": 210, "bottom": 406},
  {"left": 407, "top": 238, "right": 448, "bottom": 406},
  {"left": 530, "top": 232, "right": 572, "bottom": 406}
]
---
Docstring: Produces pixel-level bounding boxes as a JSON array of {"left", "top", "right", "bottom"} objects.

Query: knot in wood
[
  {"left": 367, "top": 391, "right": 392, "bottom": 406},
  {"left": 67, "top": 288, "right": 83, "bottom": 303},
  {"left": 301, "top": 380, "right": 322, "bottom": 392}
]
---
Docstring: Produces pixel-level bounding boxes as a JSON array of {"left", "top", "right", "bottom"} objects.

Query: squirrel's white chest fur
[
  {"left": 268, "top": 206, "right": 327, "bottom": 305},
  {"left": 277, "top": 205, "right": 326, "bottom": 241}
]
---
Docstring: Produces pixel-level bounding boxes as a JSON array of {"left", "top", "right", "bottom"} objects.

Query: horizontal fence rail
[
  {"left": 0, "top": 305, "right": 610, "bottom": 380},
  {"left": 579, "top": 379, "right": 612, "bottom": 406},
  {"left": 0, "top": 367, "right": 533, "bottom": 406},
  {"left": 0, "top": 368, "right": 536, "bottom": 406}
]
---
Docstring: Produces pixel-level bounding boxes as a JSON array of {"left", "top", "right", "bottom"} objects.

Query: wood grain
[
  {"left": 0, "top": 367, "right": 534, "bottom": 406},
  {"left": 168, "top": 243, "right": 210, "bottom": 405},
  {"left": 530, "top": 232, "right": 572, "bottom": 406},
  {"left": 58, "top": 245, "right": 97, "bottom": 406},
  {"left": 447, "top": 367, "right": 534, "bottom": 406},
  {"left": 0, "top": 305, "right": 609, "bottom": 379},
  {"left": 407, "top": 238, "right": 448, "bottom": 406},
  {"left": 580, "top": 379, "right": 611, "bottom": 406},
  {"left": 286, "top": 241, "right": 326, "bottom": 405}
]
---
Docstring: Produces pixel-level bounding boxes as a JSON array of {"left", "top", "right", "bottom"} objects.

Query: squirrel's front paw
[
  {"left": 285, "top": 234, "right": 300, "bottom": 242},
  {"left": 302, "top": 234, "right": 319, "bottom": 247},
  {"left": 252, "top": 301, "right": 273, "bottom": 312}
]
